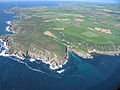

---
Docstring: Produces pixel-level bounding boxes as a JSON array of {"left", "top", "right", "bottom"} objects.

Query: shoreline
[
  {"left": 88, "top": 49, "right": 120, "bottom": 56},
  {"left": 0, "top": 20, "right": 68, "bottom": 70},
  {"left": 1, "top": 29, "right": 120, "bottom": 70},
  {"left": 6, "top": 21, "right": 12, "bottom": 32},
  {"left": 1, "top": 9, "right": 120, "bottom": 70},
  {"left": 6, "top": 21, "right": 12, "bottom": 25},
  {"left": 1, "top": 20, "right": 120, "bottom": 70},
  {"left": 1, "top": 21, "right": 120, "bottom": 70},
  {"left": 0, "top": 37, "right": 68, "bottom": 70},
  {"left": 0, "top": 39, "right": 24, "bottom": 60},
  {"left": 5, "top": 21, "right": 16, "bottom": 33},
  {"left": 2, "top": 15, "right": 69, "bottom": 70},
  {"left": 67, "top": 48, "right": 93, "bottom": 59}
]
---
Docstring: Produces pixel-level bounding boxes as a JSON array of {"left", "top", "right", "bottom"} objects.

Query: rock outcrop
[{"left": 2, "top": 35, "right": 68, "bottom": 69}]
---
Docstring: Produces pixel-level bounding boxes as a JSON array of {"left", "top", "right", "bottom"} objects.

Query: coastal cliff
[
  {"left": 1, "top": 4, "right": 120, "bottom": 69},
  {"left": 2, "top": 34, "right": 68, "bottom": 69}
]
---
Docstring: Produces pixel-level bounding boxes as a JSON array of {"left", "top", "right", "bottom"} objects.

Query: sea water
[{"left": 0, "top": 1, "right": 120, "bottom": 90}]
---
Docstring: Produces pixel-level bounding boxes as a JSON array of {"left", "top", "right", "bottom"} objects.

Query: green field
[{"left": 9, "top": 3, "right": 120, "bottom": 60}]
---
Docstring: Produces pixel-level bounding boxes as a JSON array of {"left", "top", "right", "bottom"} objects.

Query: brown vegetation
[
  {"left": 88, "top": 27, "right": 112, "bottom": 34},
  {"left": 44, "top": 31, "right": 57, "bottom": 38},
  {"left": 74, "top": 18, "right": 85, "bottom": 22}
]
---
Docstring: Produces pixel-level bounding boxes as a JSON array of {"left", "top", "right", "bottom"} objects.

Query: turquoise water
[{"left": 0, "top": 2, "right": 120, "bottom": 90}]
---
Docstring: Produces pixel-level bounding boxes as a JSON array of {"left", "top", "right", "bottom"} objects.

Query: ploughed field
[{"left": 6, "top": 3, "right": 120, "bottom": 67}]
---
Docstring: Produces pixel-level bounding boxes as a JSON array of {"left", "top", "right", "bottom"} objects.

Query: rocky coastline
[
  {"left": 1, "top": 9, "right": 69, "bottom": 70},
  {"left": 1, "top": 24, "right": 120, "bottom": 69},
  {"left": 0, "top": 33, "right": 69, "bottom": 70},
  {"left": 88, "top": 49, "right": 120, "bottom": 56},
  {"left": 1, "top": 26, "right": 120, "bottom": 70},
  {"left": 1, "top": 8, "right": 120, "bottom": 70}
]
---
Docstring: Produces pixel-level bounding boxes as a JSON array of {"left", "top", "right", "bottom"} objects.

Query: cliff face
[
  {"left": 0, "top": 9, "right": 68, "bottom": 69},
  {"left": 2, "top": 30, "right": 67, "bottom": 69},
  {"left": 2, "top": 5, "right": 120, "bottom": 70},
  {"left": 3, "top": 34, "right": 68, "bottom": 69}
]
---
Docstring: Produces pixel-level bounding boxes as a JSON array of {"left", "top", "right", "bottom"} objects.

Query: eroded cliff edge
[
  {"left": 1, "top": 4, "right": 120, "bottom": 69},
  {"left": 2, "top": 34, "right": 68, "bottom": 69}
]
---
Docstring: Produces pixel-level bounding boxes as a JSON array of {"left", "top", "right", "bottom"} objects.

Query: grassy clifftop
[{"left": 5, "top": 3, "right": 120, "bottom": 68}]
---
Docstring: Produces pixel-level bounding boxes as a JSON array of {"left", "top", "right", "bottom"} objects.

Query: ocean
[{"left": 0, "top": 1, "right": 120, "bottom": 90}]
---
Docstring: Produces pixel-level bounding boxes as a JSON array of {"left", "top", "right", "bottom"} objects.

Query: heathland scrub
[{"left": 1, "top": 3, "right": 120, "bottom": 69}]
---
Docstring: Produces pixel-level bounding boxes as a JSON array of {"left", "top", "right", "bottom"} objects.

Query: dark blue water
[{"left": 0, "top": 1, "right": 120, "bottom": 90}]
